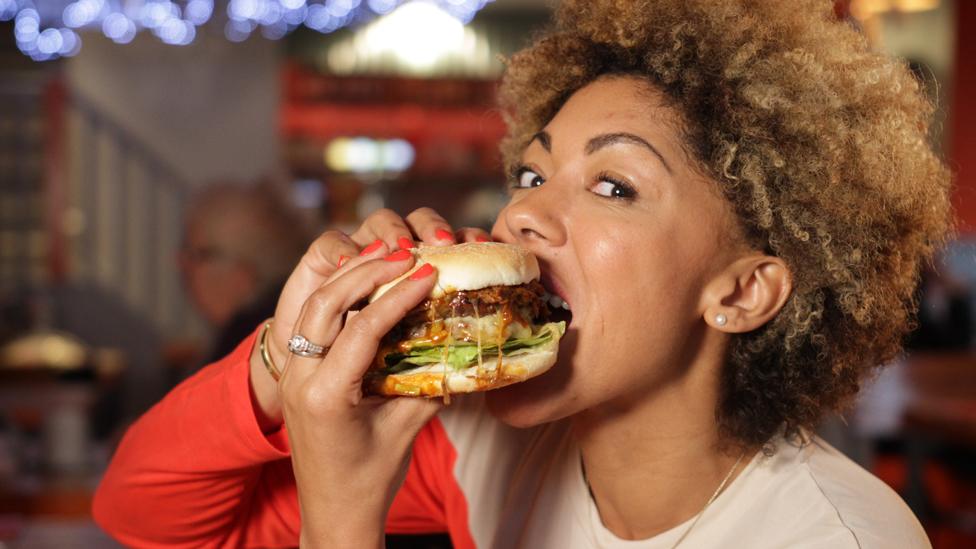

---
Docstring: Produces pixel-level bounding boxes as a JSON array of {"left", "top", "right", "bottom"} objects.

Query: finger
[
  {"left": 349, "top": 208, "right": 416, "bottom": 250},
  {"left": 325, "top": 264, "right": 438, "bottom": 391},
  {"left": 404, "top": 208, "right": 455, "bottom": 246},
  {"left": 305, "top": 230, "right": 361, "bottom": 273},
  {"left": 269, "top": 231, "right": 361, "bottom": 357},
  {"left": 454, "top": 227, "right": 493, "bottom": 243},
  {"left": 388, "top": 397, "right": 442, "bottom": 431},
  {"left": 320, "top": 237, "right": 393, "bottom": 289},
  {"left": 283, "top": 251, "right": 417, "bottom": 384}
]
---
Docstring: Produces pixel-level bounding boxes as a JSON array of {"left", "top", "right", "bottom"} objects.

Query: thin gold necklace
[
  {"left": 583, "top": 451, "right": 747, "bottom": 549},
  {"left": 668, "top": 451, "right": 746, "bottom": 548}
]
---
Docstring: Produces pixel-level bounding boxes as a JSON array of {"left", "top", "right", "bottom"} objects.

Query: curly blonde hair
[{"left": 499, "top": 0, "right": 953, "bottom": 446}]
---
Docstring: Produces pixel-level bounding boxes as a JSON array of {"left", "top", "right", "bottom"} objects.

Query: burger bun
[{"left": 370, "top": 242, "right": 540, "bottom": 301}]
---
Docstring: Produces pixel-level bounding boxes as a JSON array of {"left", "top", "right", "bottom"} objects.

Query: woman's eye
[
  {"left": 514, "top": 168, "right": 545, "bottom": 189},
  {"left": 592, "top": 175, "right": 637, "bottom": 200}
]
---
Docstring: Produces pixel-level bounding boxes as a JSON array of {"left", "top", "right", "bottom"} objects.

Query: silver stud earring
[{"left": 715, "top": 313, "right": 728, "bottom": 326}]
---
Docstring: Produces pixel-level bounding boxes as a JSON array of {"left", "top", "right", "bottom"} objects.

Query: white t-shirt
[{"left": 438, "top": 394, "right": 930, "bottom": 548}]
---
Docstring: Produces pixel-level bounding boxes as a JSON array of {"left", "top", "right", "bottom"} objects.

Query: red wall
[{"left": 951, "top": 0, "right": 976, "bottom": 232}]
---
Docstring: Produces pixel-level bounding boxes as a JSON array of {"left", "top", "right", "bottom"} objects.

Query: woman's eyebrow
[
  {"left": 585, "top": 132, "right": 672, "bottom": 174},
  {"left": 530, "top": 131, "right": 551, "bottom": 152}
]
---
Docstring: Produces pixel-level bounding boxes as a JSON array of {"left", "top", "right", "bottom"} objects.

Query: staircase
[
  {"left": 64, "top": 90, "right": 198, "bottom": 338},
  {"left": 0, "top": 71, "right": 200, "bottom": 341}
]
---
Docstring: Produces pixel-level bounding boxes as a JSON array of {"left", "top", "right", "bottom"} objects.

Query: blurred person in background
[
  {"left": 179, "top": 182, "right": 309, "bottom": 373},
  {"left": 94, "top": 1, "right": 952, "bottom": 547}
]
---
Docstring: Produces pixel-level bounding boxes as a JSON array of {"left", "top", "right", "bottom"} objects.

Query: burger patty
[
  {"left": 385, "top": 281, "right": 549, "bottom": 343},
  {"left": 430, "top": 280, "right": 547, "bottom": 320}
]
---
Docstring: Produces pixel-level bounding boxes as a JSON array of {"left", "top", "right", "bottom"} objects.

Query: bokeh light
[
  {"left": 2, "top": 0, "right": 496, "bottom": 61},
  {"left": 324, "top": 137, "right": 416, "bottom": 174}
]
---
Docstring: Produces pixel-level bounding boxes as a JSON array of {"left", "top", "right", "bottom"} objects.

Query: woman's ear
[{"left": 700, "top": 254, "right": 792, "bottom": 333}]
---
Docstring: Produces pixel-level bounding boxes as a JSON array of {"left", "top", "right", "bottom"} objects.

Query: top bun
[{"left": 370, "top": 242, "right": 540, "bottom": 301}]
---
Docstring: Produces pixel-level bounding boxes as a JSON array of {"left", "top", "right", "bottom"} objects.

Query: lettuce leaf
[{"left": 381, "top": 321, "right": 565, "bottom": 374}]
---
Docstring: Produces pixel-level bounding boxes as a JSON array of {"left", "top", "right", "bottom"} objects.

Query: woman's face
[{"left": 487, "top": 76, "right": 744, "bottom": 427}]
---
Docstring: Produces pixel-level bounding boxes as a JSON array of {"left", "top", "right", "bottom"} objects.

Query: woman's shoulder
[{"left": 748, "top": 435, "right": 930, "bottom": 549}]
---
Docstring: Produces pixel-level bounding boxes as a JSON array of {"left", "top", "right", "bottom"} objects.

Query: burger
[{"left": 363, "top": 242, "right": 565, "bottom": 399}]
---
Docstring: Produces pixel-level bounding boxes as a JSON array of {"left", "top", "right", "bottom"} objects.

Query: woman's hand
[
  {"left": 280, "top": 252, "right": 443, "bottom": 548},
  {"left": 248, "top": 207, "right": 491, "bottom": 431},
  {"left": 237, "top": 208, "right": 488, "bottom": 544}
]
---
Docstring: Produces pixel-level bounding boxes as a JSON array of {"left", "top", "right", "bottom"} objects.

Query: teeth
[{"left": 544, "top": 291, "right": 571, "bottom": 311}]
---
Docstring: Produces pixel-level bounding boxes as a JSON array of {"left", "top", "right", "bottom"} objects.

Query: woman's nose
[{"left": 496, "top": 186, "right": 567, "bottom": 249}]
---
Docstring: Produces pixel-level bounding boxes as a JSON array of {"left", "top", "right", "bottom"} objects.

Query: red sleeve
[
  {"left": 92, "top": 327, "right": 470, "bottom": 548},
  {"left": 92, "top": 327, "right": 300, "bottom": 548},
  {"left": 387, "top": 418, "right": 477, "bottom": 549}
]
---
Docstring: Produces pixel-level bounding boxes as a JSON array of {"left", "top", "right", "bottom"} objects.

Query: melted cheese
[
  {"left": 474, "top": 299, "right": 484, "bottom": 381},
  {"left": 495, "top": 308, "right": 505, "bottom": 380},
  {"left": 397, "top": 315, "right": 530, "bottom": 353}
]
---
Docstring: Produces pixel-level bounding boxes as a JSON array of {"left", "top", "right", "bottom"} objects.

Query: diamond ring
[{"left": 287, "top": 334, "right": 329, "bottom": 359}]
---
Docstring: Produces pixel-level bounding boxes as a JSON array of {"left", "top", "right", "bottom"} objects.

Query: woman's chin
[
  {"left": 485, "top": 327, "right": 585, "bottom": 428},
  {"left": 484, "top": 369, "right": 578, "bottom": 428}
]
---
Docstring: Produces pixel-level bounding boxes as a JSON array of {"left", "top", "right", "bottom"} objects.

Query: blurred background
[{"left": 0, "top": 0, "right": 972, "bottom": 547}]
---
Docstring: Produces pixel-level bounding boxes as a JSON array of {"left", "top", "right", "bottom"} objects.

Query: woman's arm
[
  {"left": 92, "top": 329, "right": 300, "bottom": 548},
  {"left": 94, "top": 209, "right": 490, "bottom": 548},
  {"left": 93, "top": 327, "right": 462, "bottom": 548}
]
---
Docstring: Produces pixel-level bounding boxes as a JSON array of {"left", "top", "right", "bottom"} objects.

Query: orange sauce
[
  {"left": 397, "top": 321, "right": 448, "bottom": 352},
  {"left": 380, "top": 293, "right": 525, "bottom": 398}
]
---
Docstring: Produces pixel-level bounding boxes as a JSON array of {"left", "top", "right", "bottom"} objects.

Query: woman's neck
[{"left": 571, "top": 377, "right": 749, "bottom": 541}]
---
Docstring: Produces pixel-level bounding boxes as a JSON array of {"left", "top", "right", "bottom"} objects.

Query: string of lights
[{"left": 0, "top": 0, "right": 493, "bottom": 62}]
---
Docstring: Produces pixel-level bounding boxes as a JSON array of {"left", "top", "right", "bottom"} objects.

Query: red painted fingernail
[
  {"left": 397, "top": 236, "right": 415, "bottom": 249},
  {"left": 435, "top": 229, "right": 454, "bottom": 241},
  {"left": 385, "top": 249, "right": 412, "bottom": 262},
  {"left": 337, "top": 255, "right": 349, "bottom": 267},
  {"left": 360, "top": 239, "right": 383, "bottom": 256},
  {"left": 409, "top": 263, "right": 435, "bottom": 280},
  {"left": 475, "top": 235, "right": 491, "bottom": 242}
]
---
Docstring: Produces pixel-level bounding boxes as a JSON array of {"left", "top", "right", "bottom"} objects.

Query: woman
[{"left": 93, "top": 0, "right": 951, "bottom": 547}]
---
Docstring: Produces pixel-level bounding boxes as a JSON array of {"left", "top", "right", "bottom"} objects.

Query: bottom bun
[{"left": 364, "top": 335, "right": 559, "bottom": 398}]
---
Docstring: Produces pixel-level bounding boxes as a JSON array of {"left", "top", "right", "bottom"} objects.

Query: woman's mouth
[{"left": 540, "top": 277, "right": 574, "bottom": 327}]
